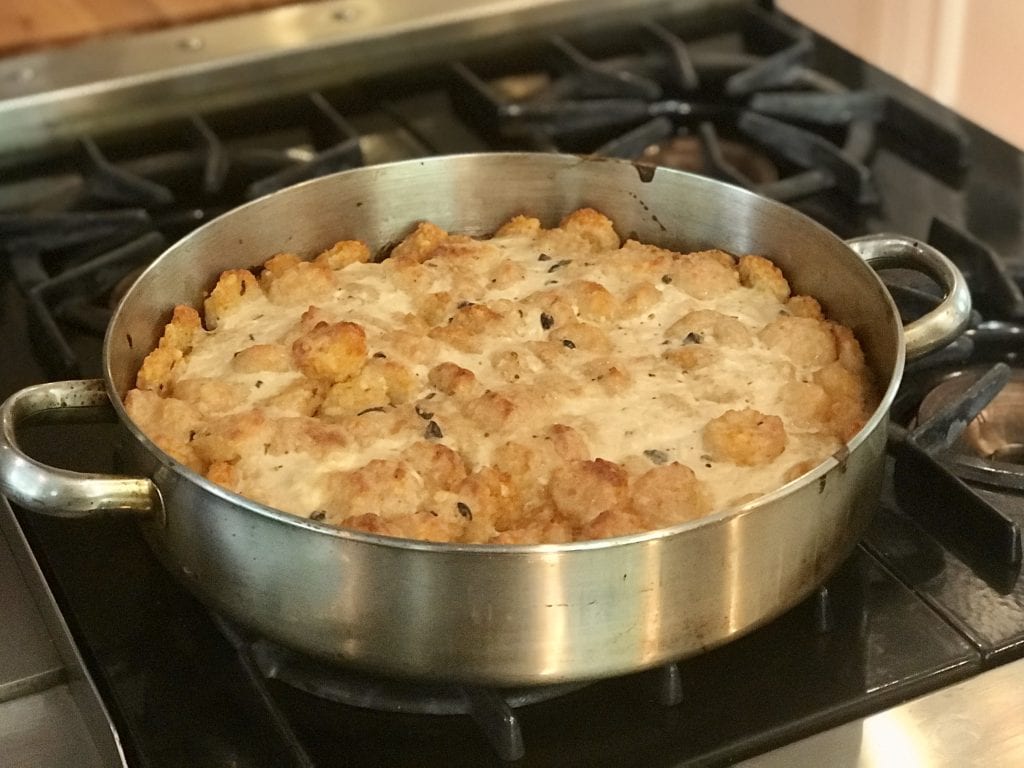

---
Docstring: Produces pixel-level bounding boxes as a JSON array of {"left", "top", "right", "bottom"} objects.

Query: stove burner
[
  {"left": 888, "top": 361, "right": 1024, "bottom": 578},
  {"left": 639, "top": 134, "right": 779, "bottom": 183},
  {"left": 248, "top": 637, "right": 590, "bottom": 716},
  {"left": 204, "top": 586, "right": 843, "bottom": 763},
  {"left": 919, "top": 368, "right": 1024, "bottom": 484},
  {"left": 246, "top": 635, "right": 585, "bottom": 762},
  {"left": 215, "top": 612, "right": 590, "bottom": 762},
  {"left": 211, "top": 616, "right": 700, "bottom": 762}
]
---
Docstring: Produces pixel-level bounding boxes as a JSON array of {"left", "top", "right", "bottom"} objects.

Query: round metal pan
[{"left": 0, "top": 153, "right": 970, "bottom": 685}]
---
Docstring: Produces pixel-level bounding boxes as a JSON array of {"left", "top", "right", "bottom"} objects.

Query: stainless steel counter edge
[
  {"left": 0, "top": 496, "right": 127, "bottom": 768},
  {"left": 0, "top": 0, "right": 737, "bottom": 156},
  {"left": 736, "top": 657, "right": 1024, "bottom": 767}
]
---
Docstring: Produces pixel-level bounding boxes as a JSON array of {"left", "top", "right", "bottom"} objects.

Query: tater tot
[
  {"left": 203, "top": 269, "right": 261, "bottom": 330},
  {"left": 738, "top": 254, "right": 790, "bottom": 302},
  {"left": 558, "top": 208, "right": 621, "bottom": 251},
  {"left": 315, "top": 240, "right": 370, "bottom": 270},
  {"left": 548, "top": 459, "right": 629, "bottom": 527},
  {"left": 265, "top": 262, "right": 335, "bottom": 305},
  {"left": 630, "top": 463, "right": 711, "bottom": 527},
  {"left": 232, "top": 344, "right": 292, "bottom": 373},
  {"left": 666, "top": 309, "right": 752, "bottom": 348},
  {"left": 125, "top": 207, "right": 876, "bottom": 545},
  {"left": 703, "top": 409, "right": 787, "bottom": 466},
  {"left": 759, "top": 316, "right": 837, "bottom": 367},
  {"left": 291, "top": 321, "right": 367, "bottom": 381},
  {"left": 391, "top": 221, "right": 448, "bottom": 263},
  {"left": 669, "top": 252, "right": 740, "bottom": 299},
  {"left": 327, "top": 460, "right": 422, "bottom": 521}
]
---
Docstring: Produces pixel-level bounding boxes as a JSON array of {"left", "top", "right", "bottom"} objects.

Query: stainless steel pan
[{"left": 0, "top": 154, "right": 970, "bottom": 686}]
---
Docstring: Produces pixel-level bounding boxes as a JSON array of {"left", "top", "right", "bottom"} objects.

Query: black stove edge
[{"left": 691, "top": 655, "right": 977, "bottom": 768}]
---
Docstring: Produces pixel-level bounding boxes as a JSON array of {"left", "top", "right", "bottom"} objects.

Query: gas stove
[{"left": 2, "top": 2, "right": 1024, "bottom": 766}]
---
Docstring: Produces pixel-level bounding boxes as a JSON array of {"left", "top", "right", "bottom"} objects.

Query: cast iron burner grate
[
  {"left": 890, "top": 364, "right": 1022, "bottom": 573},
  {"left": 0, "top": 7, "right": 981, "bottom": 381},
  {"left": 1, "top": 1, "right": 1021, "bottom": 587},
  {"left": 0, "top": 93, "right": 366, "bottom": 377},
  {"left": 449, "top": 10, "right": 967, "bottom": 213},
  {"left": 916, "top": 368, "right": 1024, "bottom": 490},
  {"left": 212, "top": 587, "right": 843, "bottom": 764},
  {"left": 874, "top": 215, "right": 1024, "bottom": 579}
]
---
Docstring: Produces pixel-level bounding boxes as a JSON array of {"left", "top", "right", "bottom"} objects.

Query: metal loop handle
[
  {"left": 0, "top": 379, "right": 158, "bottom": 518},
  {"left": 846, "top": 233, "right": 972, "bottom": 360}
]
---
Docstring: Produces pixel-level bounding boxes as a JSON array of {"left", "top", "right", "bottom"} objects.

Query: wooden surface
[{"left": 0, "top": 0, "right": 308, "bottom": 56}]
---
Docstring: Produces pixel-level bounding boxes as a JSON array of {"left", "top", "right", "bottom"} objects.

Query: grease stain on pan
[
  {"left": 832, "top": 444, "right": 851, "bottom": 474},
  {"left": 629, "top": 186, "right": 668, "bottom": 232},
  {"left": 634, "top": 163, "right": 657, "bottom": 183}
]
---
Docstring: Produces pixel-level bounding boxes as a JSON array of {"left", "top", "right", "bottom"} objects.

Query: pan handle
[
  {"left": 0, "top": 379, "right": 159, "bottom": 519},
  {"left": 846, "top": 233, "right": 972, "bottom": 360}
]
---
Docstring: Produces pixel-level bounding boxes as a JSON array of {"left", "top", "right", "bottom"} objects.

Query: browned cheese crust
[{"left": 124, "top": 209, "right": 877, "bottom": 543}]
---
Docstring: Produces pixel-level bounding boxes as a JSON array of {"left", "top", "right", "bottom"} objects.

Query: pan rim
[{"left": 104, "top": 151, "right": 905, "bottom": 554}]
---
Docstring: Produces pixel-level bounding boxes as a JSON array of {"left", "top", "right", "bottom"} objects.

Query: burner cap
[{"left": 918, "top": 369, "right": 1024, "bottom": 465}]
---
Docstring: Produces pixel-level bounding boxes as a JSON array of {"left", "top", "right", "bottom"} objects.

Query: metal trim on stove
[{"left": 0, "top": 0, "right": 726, "bottom": 157}]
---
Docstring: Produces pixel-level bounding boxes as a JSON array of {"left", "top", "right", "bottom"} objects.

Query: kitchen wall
[{"left": 778, "top": 0, "right": 1024, "bottom": 149}]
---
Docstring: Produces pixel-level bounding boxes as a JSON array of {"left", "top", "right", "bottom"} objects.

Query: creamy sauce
[{"left": 172, "top": 228, "right": 844, "bottom": 516}]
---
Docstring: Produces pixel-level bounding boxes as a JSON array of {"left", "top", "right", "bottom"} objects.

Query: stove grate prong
[
  {"left": 813, "top": 586, "right": 835, "bottom": 634},
  {"left": 641, "top": 22, "right": 700, "bottom": 93},
  {"left": 929, "top": 218, "right": 1024, "bottom": 320},
  {"left": 502, "top": 97, "right": 653, "bottom": 136},
  {"left": 724, "top": 35, "right": 813, "bottom": 96},
  {"left": 79, "top": 137, "right": 175, "bottom": 207},
  {"left": 699, "top": 122, "right": 752, "bottom": 188},
  {"left": 654, "top": 662, "right": 684, "bottom": 706},
  {"left": 244, "top": 93, "right": 364, "bottom": 199},
  {"left": 463, "top": 687, "right": 526, "bottom": 762},
  {"left": 594, "top": 116, "right": 674, "bottom": 159},
  {"left": 909, "top": 363, "right": 1013, "bottom": 453},
  {"left": 755, "top": 168, "right": 833, "bottom": 203},
  {"left": 842, "top": 119, "right": 878, "bottom": 164},
  {"left": 547, "top": 35, "right": 663, "bottom": 101},
  {"left": 888, "top": 422, "right": 1023, "bottom": 569},
  {"left": 0, "top": 209, "right": 151, "bottom": 256},
  {"left": 902, "top": 335, "right": 976, "bottom": 377},
  {"left": 749, "top": 91, "right": 886, "bottom": 126},
  {"left": 738, "top": 111, "right": 876, "bottom": 204},
  {"left": 188, "top": 115, "right": 230, "bottom": 195}
]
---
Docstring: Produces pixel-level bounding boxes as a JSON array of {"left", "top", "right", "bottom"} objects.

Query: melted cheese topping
[{"left": 125, "top": 210, "right": 874, "bottom": 544}]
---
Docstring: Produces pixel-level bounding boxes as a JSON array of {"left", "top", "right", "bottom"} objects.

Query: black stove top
[
  {"left": 4, "top": 2, "right": 1024, "bottom": 766},
  {"left": 20, "top": 497, "right": 980, "bottom": 767}
]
